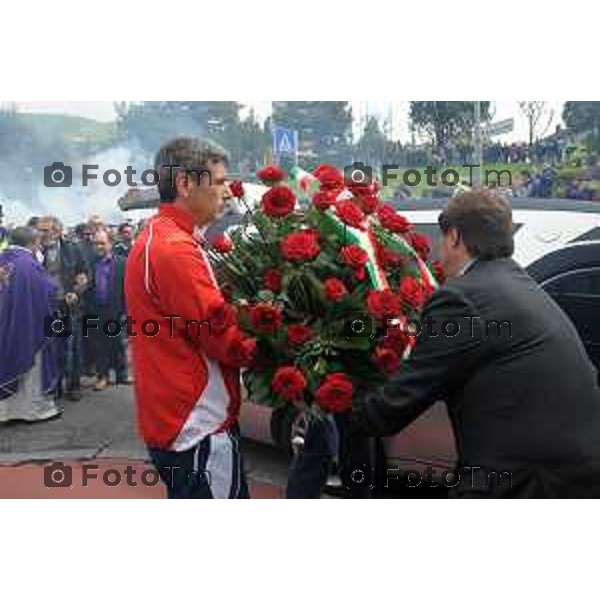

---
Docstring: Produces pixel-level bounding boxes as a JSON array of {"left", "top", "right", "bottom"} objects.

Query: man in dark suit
[
  {"left": 84, "top": 228, "right": 129, "bottom": 391},
  {"left": 356, "top": 189, "right": 600, "bottom": 498}
]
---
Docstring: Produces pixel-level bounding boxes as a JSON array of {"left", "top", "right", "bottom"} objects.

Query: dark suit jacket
[{"left": 362, "top": 258, "right": 600, "bottom": 498}]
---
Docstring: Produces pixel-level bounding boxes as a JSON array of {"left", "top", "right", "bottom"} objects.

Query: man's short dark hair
[
  {"left": 10, "top": 226, "right": 38, "bottom": 250},
  {"left": 154, "top": 137, "right": 229, "bottom": 203},
  {"left": 438, "top": 189, "right": 514, "bottom": 259}
]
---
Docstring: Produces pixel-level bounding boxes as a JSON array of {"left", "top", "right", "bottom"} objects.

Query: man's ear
[
  {"left": 449, "top": 227, "right": 461, "bottom": 248},
  {"left": 174, "top": 169, "right": 189, "bottom": 198}
]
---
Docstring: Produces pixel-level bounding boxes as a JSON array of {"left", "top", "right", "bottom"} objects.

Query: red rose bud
[
  {"left": 353, "top": 267, "right": 367, "bottom": 281},
  {"left": 339, "top": 244, "right": 369, "bottom": 269},
  {"left": 380, "top": 247, "right": 405, "bottom": 268},
  {"left": 261, "top": 186, "right": 296, "bottom": 218},
  {"left": 399, "top": 277, "right": 427, "bottom": 310},
  {"left": 367, "top": 290, "right": 401, "bottom": 320},
  {"left": 206, "top": 302, "right": 237, "bottom": 335},
  {"left": 287, "top": 324, "right": 313, "bottom": 346},
  {"left": 381, "top": 325, "right": 410, "bottom": 355},
  {"left": 263, "top": 268, "right": 283, "bottom": 293},
  {"left": 410, "top": 232, "right": 431, "bottom": 260},
  {"left": 229, "top": 180, "right": 245, "bottom": 199},
  {"left": 281, "top": 230, "right": 321, "bottom": 262},
  {"left": 227, "top": 333, "right": 257, "bottom": 367},
  {"left": 323, "top": 278, "right": 347, "bottom": 302},
  {"left": 211, "top": 233, "right": 233, "bottom": 253},
  {"left": 257, "top": 165, "right": 287, "bottom": 185},
  {"left": 377, "top": 204, "right": 412, "bottom": 234},
  {"left": 312, "top": 190, "right": 338, "bottom": 211},
  {"left": 359, "top": 194, "right": 380, "bottom": 215},
  {"left": 431, "top": 260, "right": 446, "bottom": 284},
  {"left": 314, "top": 165, "right": 344, "bottom": 190},
  {"left": 314, "top": 372, "right": 354, "bottom": 413},
  {"left": 335, "top": 200, "right": 366, "bottom": 230},
  {"left": 272, "top": 366, "right": 307, "bottom": 402},
  {"left": 249, "top": 302, "right": 283, "bottom": 333},
  {"left": 373, "top": 347, "right": 401, "bottom": 375}
]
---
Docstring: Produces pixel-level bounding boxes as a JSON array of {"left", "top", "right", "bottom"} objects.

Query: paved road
[{"left": 0, "top": 382, "right": 291, "bottom": 498}]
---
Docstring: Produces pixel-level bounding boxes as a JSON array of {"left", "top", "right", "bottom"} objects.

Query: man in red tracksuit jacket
[{"left": 125, "top": 137, "right": 256, "bottom": 499}]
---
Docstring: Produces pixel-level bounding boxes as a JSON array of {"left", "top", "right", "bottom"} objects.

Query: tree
[
  {"left": 563, "top": 101, "right": 600, "bottom": 151},
  {"left": 409, "top": 101, "right": 491, "bottom": 151},
  {"left": 518, "top": 101, "right": 554, "bottom": 146},
  {"left": 355, "top": 116, "right": 387, "bottom": 167}
]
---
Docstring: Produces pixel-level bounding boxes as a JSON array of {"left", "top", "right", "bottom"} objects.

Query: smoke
[{"left": 1, "top": 144, "right": 158, "bottom": 227}]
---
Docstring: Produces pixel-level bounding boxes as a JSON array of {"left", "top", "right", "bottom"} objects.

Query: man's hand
[{"left": 65, "top": 292, "right": 78, "bottom": 307}]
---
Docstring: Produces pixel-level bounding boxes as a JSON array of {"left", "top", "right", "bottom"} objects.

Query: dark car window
[
  {"left": 543, "top": 268, "right": 600, "bottom": 369},
  {"left": 572, "top": 227, "right": 600, "bottom": 243}
]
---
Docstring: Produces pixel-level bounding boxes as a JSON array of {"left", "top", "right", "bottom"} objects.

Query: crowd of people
[{"left": 0, "top": 213, "right": 142, "bottom": 423}]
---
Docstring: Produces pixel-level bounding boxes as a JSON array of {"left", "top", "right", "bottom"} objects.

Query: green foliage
[{"left": 409, "top": 101, "right": 491, "bottom": 150}]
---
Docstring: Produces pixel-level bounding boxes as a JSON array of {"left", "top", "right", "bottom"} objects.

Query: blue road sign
[{"left": 272, "top": 127, "right": 298, "bottom": 157}]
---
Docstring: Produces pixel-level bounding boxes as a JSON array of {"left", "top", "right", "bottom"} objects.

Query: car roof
[{"left": 390, "top": 197, "right": 600, "bottom": 214}]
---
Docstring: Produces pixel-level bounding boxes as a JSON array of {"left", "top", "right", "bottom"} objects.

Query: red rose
[
  {"left": 377, "top": 204, "right": 412, "bottom": 234},
  {"left": 358, "top": 194, "right": 380, "bottom": 215},
  {"left": 431, "top": 260, "right": 446, "bottom": 284},
  {"left": 410, "top": 232, "right": 431, "bottom": 260},
  {"left": 263, "top": 268, "right": 283, "bottom": 293},
  {"left": 272, "top": 366, "right": 307, "bottom": 401},
  {"left": 335, "top": 200, "right": 366, "bottom": 230},
  {"left": 373, "top": 347, "right": 401, "bottom": 375},
  {"left": 257, "top": 165, "right": 287, "bottom": 185},
  {"left": 226, "top": 333, "right": 257, "bottom": 367},
  {"left": 206, "top": 302, "right": 237, "bottom": 335},
  {"left": 339, "top": 244, "right": 368, "bottom": 269},
  {"left": 347, "top": 183, "right": 376, "bottom": 198},
  {"left": 314, "top": 373, "right": 353, "bottom": 413},
  {"left": 323, "top": 278, "right": 347, "bottom": 302},
  {"left": 314, "top": 165, "right": 344, "bottom": 190},
  {"left": 399, "top": 277, "right": 427, "bottom": 310},
  {"left": 261, "top": 186, "right": 296, "bottom": 218},
  {"left": 379, "top": 247, "right": 405, "bottom": 268},
  {"left": 381, "top": 325, "right": 410, "bottom": 356},
  {"left": 366, "top": 290, "right": 401, "bottom": 320},
  {"left": 229, "top": 180, "right": 245, "bottom": 199},
  {"left": 211, "top": 233, "right": 233, "bottom": 253},
  {"left": 249, "top": 302, "right": 282, "bottom": 333},
  {"left": 281, "top": 230, "right": 320, "bottom": 262},
  {"left": 312, "top": 190, "right": 338, "bottom": 211},
  {"left": 287, "top": 324, "right": 312, "bottom": 346}
]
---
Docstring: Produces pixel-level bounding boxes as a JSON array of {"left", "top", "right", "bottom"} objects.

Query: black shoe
[{"left": 64, "top": 390, "right": 82, "bottom": 402}]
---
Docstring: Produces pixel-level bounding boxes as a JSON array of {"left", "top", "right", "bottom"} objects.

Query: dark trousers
[
  {"left": 91, "top": 305, "right": 127, "bottom": 381},
  {"left": 64, "top": 314, "right": 83, "bottom": 391},
  {"left": 148, "top": 426, "right": 249, "bottom": 499},
  {"left": 286, "top": 414, "right": 380, "bottom": 499}
]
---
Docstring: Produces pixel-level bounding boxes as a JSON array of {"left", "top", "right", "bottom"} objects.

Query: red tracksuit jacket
[{"left": 125, "top": 204, "right": 245, "bottom": 451}]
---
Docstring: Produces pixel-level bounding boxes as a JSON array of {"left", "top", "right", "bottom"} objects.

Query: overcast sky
[{"left": 11, "top": 100, "right": 566, "bottom": 143}]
